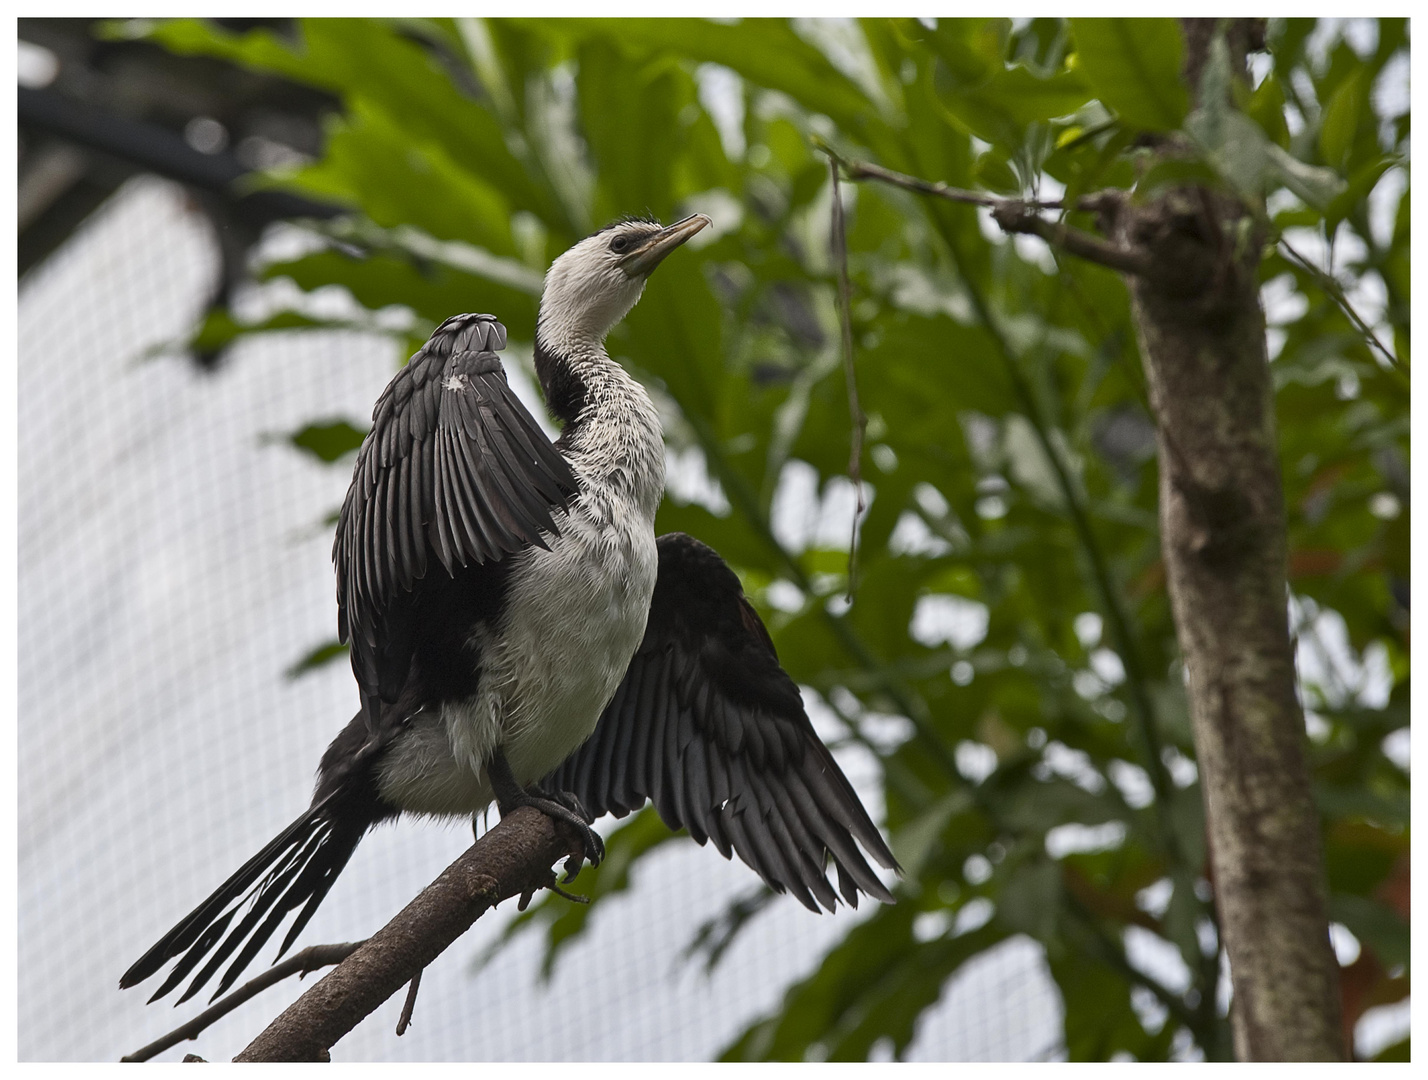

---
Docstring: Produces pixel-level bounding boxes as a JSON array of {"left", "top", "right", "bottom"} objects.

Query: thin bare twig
[
  {"left": 120, "top": 941, "right": 365, "bottom": 1062},
  {"left": 829, "top": 151, "right": 1066, "bottom": 210},
  {"left": 395, "top": 968, "right": 422, "bottom": 1036},
  {"left": 827, "top": 154, "right": 867, "bottom": 599},
  {"left": 822, "top": 146, "right": 1149, "bottom": 278},
  {"left": 1279, "top": 237, "right": 1407, "bottom": 378},
  {"left": 991, "top": 202, "right": 1155, "bottom": 277}
]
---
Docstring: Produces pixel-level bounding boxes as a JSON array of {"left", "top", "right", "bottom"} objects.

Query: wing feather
[
  {"left": 681, "top": 719, "right": 712, "bottom": 845},
  {"left": 544, "top": 532, "right": 898, "bottom": 911},
  {"left": 334, "top": 314, "right": 578, "bottom": 703}
]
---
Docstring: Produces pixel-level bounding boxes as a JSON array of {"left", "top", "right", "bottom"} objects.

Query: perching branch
[
  {"left": 230, "top": 806, "right": 587, "bottom": 1062},
  {"left": 827, "top": 154, "right": 867, "bottom": 598},
  {"left": 120, "top": 941, "right": 366, "bottom": 1062},
  {"left": 826, "top": 148, "right": 1152, "bottom": 278}
]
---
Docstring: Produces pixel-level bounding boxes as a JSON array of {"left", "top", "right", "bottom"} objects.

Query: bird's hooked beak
[{"left": 619, "top": 213, "right": 712, "bottom": 277}]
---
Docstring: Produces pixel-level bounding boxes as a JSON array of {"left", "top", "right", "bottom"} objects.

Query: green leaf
[
  {"left": 992, "top": 66, "right": 1093, "bottom": 126},
  {"left": 924, "top": 18, "right": 1012, "bottom": 87},
  {"left": 974, "top": 150, "right": 1022, "bottom": 194},
  {"left": 290, "top": 98, "right": 518, "bottom": 256},
  {"left": 265, "top": 247, "right": 539, "bottom": 339},
  {"left": 997, "top": 856, "right": 1063, "bottom": 942},
  {"left": 1265, "top": 144, "right": 1349, "bottom": 210},
  {"left": 1319, "top": 68, "right": 1367, "bottom": 172},
  {"left": 891, "top": 789, "right": 973, "bottom": 875},
  {"left": 1003, "top": 414, "right": 1072, "bottom": 510},
  {"left": 285, "top": 639, "right": 348, "bottom": 679},
  {"left": 577, "top": 40, "right": 689, "bottom": 221},
  {"left": 1162, "top": 871, "right": 1205, "bottom": 976},
  {"left": 1245, "top": 74, "right": 1290, "bottom": 148},
  {"left": 1372, "top": 1038, "right": 1410, "bottom": 1062},
  {"left": 1185, "top": 110, "right": 1273, "bottom": 202},
  {"left": 937, "top": 63, "right": 1092, "bottom": 150},
  {"left": 1185, "top": 107, "right": 1347, "bottom": 209},
  {"left": 1323, "top": 154, "right": 1396, "bottom": 239},
  {"left": 531, "top": 18, "right": 876, "bottom": 136},
  {"left": 1135, "top": 157, "right": 1223, "bottom": 199},
  {"left": 288, "top": 419, "right": 369, "bottom": 463},
  {"left": 680, "top": 886, "right": 775, "bottom": 973},
  {"left": 1328, "top": 893, "right": 1408, "bottom": 969},
  {"left": 1071, "top": 19, "right": 1190, "bottom": 132},
  {"left": 1051, "top": 943, "right": 1173, "bottom": 1060},
  {"left": 187, "top": 306, "right": 361, "bottom": 358},
  {"left": 721, "top": 901, "right": 1005, "bottom": 1061},
  {"left": 140, "top": 19, "right": 570, "bottom": 229},
  {"left": 993, "top": 776, "right": 1123, "bottom": 837}
]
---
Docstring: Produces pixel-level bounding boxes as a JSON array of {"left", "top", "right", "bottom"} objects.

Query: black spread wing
[
  {"left": 335, "top": 314, "right": 578, "bottom": 702},
  {"left": 545, "top": 532, "right": 899, "bottom": 912}
]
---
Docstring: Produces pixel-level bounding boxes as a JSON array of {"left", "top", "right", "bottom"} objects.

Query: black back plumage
[
  {"left": 334, "top": 313, "right": 579, "bottom": 703},
  {"left": 544, "top": 532, "right": 900, "bottom": 912}
]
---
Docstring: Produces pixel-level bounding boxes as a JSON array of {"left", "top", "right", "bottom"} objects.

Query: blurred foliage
[{"left": 120, "top": 16, "right": 1409, "bottom": 1061}]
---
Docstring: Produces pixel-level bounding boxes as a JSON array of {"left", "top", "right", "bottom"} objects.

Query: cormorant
[{"left": 121, "top": 213, "right": 898, "bottom": 1006}]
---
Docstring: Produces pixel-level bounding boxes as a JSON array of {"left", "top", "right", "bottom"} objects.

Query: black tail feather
[
  {"left": 204, "top": 821, "right": 362, "bottom": 1002},
  {"left": 123, "top": 709, "right": 402, "bottom": 1003},
  {"left": 121, "top": 788, "right": 373, "bottom": 1004},
  {"left": 122, "top": 801, "right": 324, "bottom": 992}
]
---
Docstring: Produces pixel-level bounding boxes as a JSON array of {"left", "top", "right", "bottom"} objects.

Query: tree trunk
[{"left": 1104, "top": 18, "right": 1345, "bottom": 1062}]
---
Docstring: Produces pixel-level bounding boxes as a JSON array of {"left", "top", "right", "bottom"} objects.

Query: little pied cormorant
[{"left": 121, "top": 213, "right": 899, "bottom": 1006}]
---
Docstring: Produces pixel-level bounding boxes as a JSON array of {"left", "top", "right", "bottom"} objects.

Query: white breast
[
  {"left": 376, "top": 370, "right": 665, "bottom": 818},
  {"left": 482, "top": 489, "right": 657, "bottom": 774}
]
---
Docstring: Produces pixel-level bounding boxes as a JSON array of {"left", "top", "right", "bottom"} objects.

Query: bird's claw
[
  {"left": 566, "top": 819, "right": 604, "bottom": 872},
  {"left": 501, "top": 787, "right": 604, "bottom": 875},
  {"left": 528, "top": 784, "right": 594, "bottom": 824}
]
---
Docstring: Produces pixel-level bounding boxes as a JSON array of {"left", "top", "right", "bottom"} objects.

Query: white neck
[{"left": 534, "top": 328, "right": 666, "bottom": 517}]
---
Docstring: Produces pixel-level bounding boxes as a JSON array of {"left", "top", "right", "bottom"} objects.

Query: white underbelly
[
  {"left": 480, "top": 504, "right": 658, "bottom": 781},
  {"left": 375, "top": 488, "right": 658, "bottom": 817}
]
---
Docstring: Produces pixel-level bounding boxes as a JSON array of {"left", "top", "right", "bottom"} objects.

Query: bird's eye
[{"left": 610, "top": 235, "right": 630, "bottom": 254}]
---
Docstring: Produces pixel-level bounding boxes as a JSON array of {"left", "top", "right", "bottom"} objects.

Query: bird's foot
[
  {"left": 526, "top": 783, "right": 592, "bottom": 824},
  {"left": 486, "top": 748, "right": 603, "bottom": 878},
  {"left": 524, "top": 786, "right": 600, "bottom": 881},
  {"left": 504, "top": 790, "right": 605, "bottom": 875},
  {"left": 493, "top": 781, "right": 603, "bottom": 873}
]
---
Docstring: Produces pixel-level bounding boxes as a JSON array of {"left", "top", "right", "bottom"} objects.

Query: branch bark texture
[
  {"left": 1098, "top": 19, "right": 1343, "bottom": 1061},
  {"left": 234, "top": 806, "right": 585, "bottom": 1062},
  {"left": 122, "top": 941, "right": 364, "bottom": 1062}
]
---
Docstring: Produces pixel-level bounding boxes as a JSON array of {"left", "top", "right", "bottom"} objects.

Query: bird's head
[{"left": 537, "top": 214, "right": 711, "bottom": 353}]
